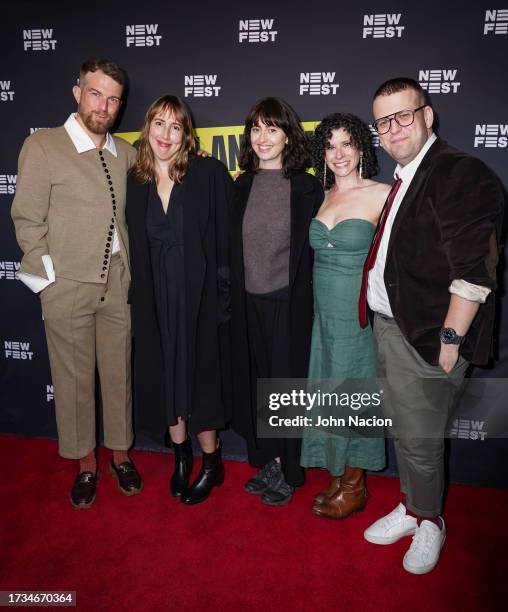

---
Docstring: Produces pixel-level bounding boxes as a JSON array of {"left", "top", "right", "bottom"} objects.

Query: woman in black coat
[
  {"left": 231, "top": 97, "right": 324, "bottom": 505},
  {"left": 126, "top": 95, "right": 233, "bottom": 505}
]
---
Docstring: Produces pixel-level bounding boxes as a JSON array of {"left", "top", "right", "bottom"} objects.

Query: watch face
[
  {"left": 441, "top": 328, "right": 455, "bottom": 343},
  {"left": 440, "top": 327, "right": 463, "bottom": 344}
]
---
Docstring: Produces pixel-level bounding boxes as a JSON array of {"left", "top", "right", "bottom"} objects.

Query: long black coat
[
  {"left": 126, "top": 156, "right": 234, "bottom": 442},
  {"left": 230, "top": 171, "right": 324, "bottom": 439}
]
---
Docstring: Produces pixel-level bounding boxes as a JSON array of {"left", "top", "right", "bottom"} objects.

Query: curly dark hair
[
  {"left": 312, "top": 113, "right": 379, "bottom": 190},
  {"left": 239, "top": 97, "right": 311, "bottom": 177}
]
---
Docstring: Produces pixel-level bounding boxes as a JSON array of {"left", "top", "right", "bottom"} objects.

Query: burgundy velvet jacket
[{"left": 383, "top": 137, "right": 504, "bottom": 366}]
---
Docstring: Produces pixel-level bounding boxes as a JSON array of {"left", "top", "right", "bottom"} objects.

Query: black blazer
[
  {"left": 230, "top": 170, "right": 324, "bottom": 438},
  {"left": 383, "top": 137, "right": 504, "bottom": 365},
  {"left": 126, "top": 156, "right": 234, "bottom": 440}
]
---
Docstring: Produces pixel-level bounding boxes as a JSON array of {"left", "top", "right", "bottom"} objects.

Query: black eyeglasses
[{"left": 372, "top": 105, "right": 427, "bottom": 134}]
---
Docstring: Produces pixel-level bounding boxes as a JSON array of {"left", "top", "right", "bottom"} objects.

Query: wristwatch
[{"left": 439, "top": 327, "right": 465, "bottom": 345}]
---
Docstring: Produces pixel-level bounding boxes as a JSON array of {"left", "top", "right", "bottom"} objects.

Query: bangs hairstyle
[
  {"left": 312, "top": 113, "right": 379, "bottom": 190},
  {"left": 239, "top": 97, "right": 311, "bottom": 177},
  {"left": 133, "top": 95, "right": 197, "bottom": 184}
]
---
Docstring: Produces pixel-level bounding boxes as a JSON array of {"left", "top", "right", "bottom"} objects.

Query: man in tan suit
[{"left": 11, "top": 58, "right": 142, "bottom": 508}]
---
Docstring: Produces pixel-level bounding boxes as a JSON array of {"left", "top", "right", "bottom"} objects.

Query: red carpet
[{"left": 0, "top": 435, "right": 505, "bottom": 611}]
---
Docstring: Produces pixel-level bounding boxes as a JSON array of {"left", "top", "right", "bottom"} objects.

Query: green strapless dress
[{"left": 300, "top": 218, "right": 385, "bottom": 475}]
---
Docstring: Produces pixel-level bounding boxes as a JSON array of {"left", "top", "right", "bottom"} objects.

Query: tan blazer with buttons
[{"left": 11, "top": 126, "right": 136, "bottom": 284}]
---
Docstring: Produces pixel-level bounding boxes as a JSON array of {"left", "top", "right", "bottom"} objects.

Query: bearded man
[{"left": 11, "top": 58, "right": 142, "bottom": 508}]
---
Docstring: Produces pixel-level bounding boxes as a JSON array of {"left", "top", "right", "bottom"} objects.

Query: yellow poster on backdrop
[{"left": 116, "top": 121, "right": 320, "bottom": 176}]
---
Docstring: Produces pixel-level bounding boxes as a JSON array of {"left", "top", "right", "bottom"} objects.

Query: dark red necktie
[{"left": 358, "top": 176, "right": 402, "bottom": 328}]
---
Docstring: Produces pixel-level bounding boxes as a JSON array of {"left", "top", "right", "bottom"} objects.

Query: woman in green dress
[{"left": 300, "top": 113, "right": 390, "bottom": 518}]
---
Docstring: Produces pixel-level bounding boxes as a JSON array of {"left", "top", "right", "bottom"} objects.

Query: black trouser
[{"left": 245, "top": 292, "right": 305, "bottom": 488}]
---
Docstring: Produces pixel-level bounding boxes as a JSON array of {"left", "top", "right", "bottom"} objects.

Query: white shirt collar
[
  {"left": 394, "top": 132, "right": 437, "bottom": 182},
  {"left": 64, "top": 113, "right": 117, "bottom": 157}
]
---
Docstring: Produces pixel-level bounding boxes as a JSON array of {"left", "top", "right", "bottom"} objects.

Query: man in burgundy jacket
[{"left": 361, "top": 77, "right": 503, "bottom": 574}]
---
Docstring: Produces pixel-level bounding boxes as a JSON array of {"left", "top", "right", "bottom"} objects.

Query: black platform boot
[
  {"left": 181, "top": 440, "right": 225, "bottom": 505},
  {"left": 170, "top": 438, "right": 193, "bottom": 498}
]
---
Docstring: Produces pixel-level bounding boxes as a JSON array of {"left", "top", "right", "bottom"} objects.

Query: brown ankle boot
[
  {"left": 313, "top": 466, "right": 367, "bottom": 519},
  {"left": 313, "top": 476, "right": 341, "bottom": 507}
]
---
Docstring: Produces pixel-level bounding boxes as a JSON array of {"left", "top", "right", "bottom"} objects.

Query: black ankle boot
[
  {"left": 170, "top": 438, "right": 193, "bottom": 498},
  {"left": 181, "top": 441, "right": 224, "bottom": 505}
]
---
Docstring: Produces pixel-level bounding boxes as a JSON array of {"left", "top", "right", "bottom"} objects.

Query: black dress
[
  {"left": 127, "top": 156, "right": 234, "bottom": 444},
  {"left": 146, "top": 182, "right": 187, "bottom": 425}
]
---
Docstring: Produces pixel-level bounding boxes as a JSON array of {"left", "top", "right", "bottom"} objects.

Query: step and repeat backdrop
[{"left": 1, "top": 1, "right": 507, "bottom": 485}]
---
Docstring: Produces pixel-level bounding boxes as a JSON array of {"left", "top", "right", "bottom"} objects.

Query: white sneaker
[
  {"left": 403, "top": 518, "right": 446, "bottom": 575},
  {"left": 363, "top": 503, "right": 417, "bottom": 545}
]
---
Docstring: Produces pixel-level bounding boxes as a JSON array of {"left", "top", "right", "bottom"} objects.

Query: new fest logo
[
  {"left": 125, "top": 24, "right": 162, "bottom": 47},
  {"left": 484, "top": 9, "right": 508, "bottom": 34},
  {"left": 0, "top": 173, "right": 16, "bottom": 195},
  {"left": 362, "top": 13, "right": 404, "bottom": 38},
  {"left": 474, "top": 123, "right": 508, "bottom": 148},
  {"left": 299, "top": 72, "right": 339, "bottom": 96},
  {"left": 1, "top": 80, "right": 14, "bottom": 102},
  {"left": 116, "top": 121, "right": 321, "bottom": 174},
  {"left": 238, "top": 18, "right": 277, "bottom": 42},
  {"left": 4, "top": 340, "right": 34, "bottom": 360},
  {"left": 0, "top": 261, "right": 20, "bottom": 280},
  {"left": 419, "top": 69, "right": 460, "bottom": 94},
  {"left": 184, "top": 75, "right": 221, "bottom": 98},
  {"left": 448, "top": 418, "right": 487, "bottom": 440},
  {"left": 22, "top": 28, "right": 57, "bottom": 51}
]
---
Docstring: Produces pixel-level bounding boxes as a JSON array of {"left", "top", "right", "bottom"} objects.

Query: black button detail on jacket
[
  {"left": 106, "top": 174, "right": 111, "bottom": 179},
  {"left": 100, "top": 297, "right": 105, "bottom": 302},
  {"left": 109, "top": 187, "right": 114, "bottom": 192},
  {"left": 108, "top": 231, "right": 113, "bottom": 236},
  {"left": 101, "top": 273, "right": 106, "bottom": 279},
  {"left": 108, "top": 180, "right": 112, "bottom": 185},
  {"left": 102, "top": 162, "right": 106, "bottom": 168}
]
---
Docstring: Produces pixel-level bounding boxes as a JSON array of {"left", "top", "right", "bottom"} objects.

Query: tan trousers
[{"left": 40, "top": 254, "right": 133, "bottom": 459}]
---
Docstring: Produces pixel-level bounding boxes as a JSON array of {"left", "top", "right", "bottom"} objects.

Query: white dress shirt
[
  {"left": 367, "top": 133, "right": 489, "bottom": 317},
  {"left": 17, "top": 114, "right": 120, "bottom": 292}
]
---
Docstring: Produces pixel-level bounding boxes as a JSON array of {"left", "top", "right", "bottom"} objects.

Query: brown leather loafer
[
  {"left": 109, "top": 460, "right": 143, "bottom": 496},
  {"left": 70, "top": 470, "right": 98, "bottom": 509}
]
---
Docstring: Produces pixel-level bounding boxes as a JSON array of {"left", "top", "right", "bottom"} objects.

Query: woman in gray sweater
[{"left": 230, "top": 97, "right": 323, "bottom": 505}]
